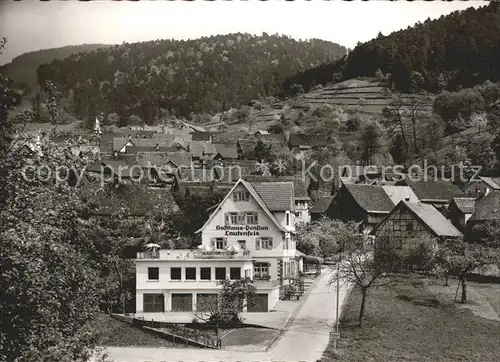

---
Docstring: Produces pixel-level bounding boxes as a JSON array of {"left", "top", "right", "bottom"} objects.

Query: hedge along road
[{"left": 95, "top": 266, "right": 351, "bottom": 362}]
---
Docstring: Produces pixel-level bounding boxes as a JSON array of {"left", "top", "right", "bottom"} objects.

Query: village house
[
  {"left": 465, "top": 190, "right": 500, "bottom": 244},
  {"left": 243, "top": 175, "right": 311, "bottom": 226},
  {"left": 371, "top": 200, "right": 463, "bottom": 250},
  {"left": 448, "top": 197, "right": 476, "bottom": 232},
  {"left": 254, "top": 129, "right": 286, "bottom": 144},
  {"left": 189, "top": 141, "right": 217, "bottom": 165},
  {"left": 310, "top": 196, "right": 335, "bottom": 222},
  {"left": 288, "top": 133, "right": 328, "bottom": 157},
  {"left": 212, "top": 143, "right": 238, "bottom": 161},
  {"left": 395, "top": 178, "right": 465, "bottom": 210},
  {"left": 135, "top": 179, "right": 300, "bottom": 313},
  {"left": 328, "top": 183, "right": 396, "bottom": 234},
  {"left": 135, "top": 152, "right": 193, "bottom": 187},
  {"left": 191, "top": 131, "right": 213, "bottom": 143}
]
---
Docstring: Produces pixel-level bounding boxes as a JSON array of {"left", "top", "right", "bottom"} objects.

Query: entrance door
[
  {"left": 143, "top": 293, "right": 164, "bottom": 312},
  {"left": 247, "top": 293, "right": 268, "bottom": 312},
  {"left": 171, "top": 293, "right": 193, "bottom": 311}
]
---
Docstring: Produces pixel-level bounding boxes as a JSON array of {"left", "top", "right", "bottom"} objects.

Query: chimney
[{"left": 405, "top": 197, "right": 410, "bottom": 201}]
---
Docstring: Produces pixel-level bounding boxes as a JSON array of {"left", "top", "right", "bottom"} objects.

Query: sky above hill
[{"left": 0, "top": 0, "right": 487, "bottom": 65}]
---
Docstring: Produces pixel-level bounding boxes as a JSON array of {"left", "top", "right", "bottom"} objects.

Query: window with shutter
[
  {"left": 210, "top": 238, "right": 215, "bottom": 249},
  {"left": 245, "top": 191, "right": 250, "bottom": 201},
  {"left": 233, "top": 193, "right": 237, "bottom": 202},
  {"left": 223, "top": 237, "right": 228, "bottom": 248},
  {"left": 269, "top": 238, "right": 273, "bottom": 249},
  {"left": 237, "top": 212, "right": 245, "bottom": 225},
  {"left": 224, "top": 213, "right": 229, "bottom": 225},
  {"left": 254, "top": 212, "right": 258, "bottom": 224},
  {"left": 255, "top": 237, "right": 261, "bottom": 250}
]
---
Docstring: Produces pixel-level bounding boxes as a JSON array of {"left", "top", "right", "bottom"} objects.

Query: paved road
[{"left": 95, "top": 266, "right": 351, "bottom": 362}]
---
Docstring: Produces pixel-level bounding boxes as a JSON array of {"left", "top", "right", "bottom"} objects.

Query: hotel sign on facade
[{"left": 215, "top": 224, "right": 270, "bottom": 236}]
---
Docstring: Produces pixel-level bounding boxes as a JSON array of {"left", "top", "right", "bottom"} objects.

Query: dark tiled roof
[
  {"left": 243, "top": 175, "right": 309, "bottom": 200},
  {"left": 126, "top": 146, "right": 172, "bottom": 154},
  {"left": 100, "top": 159, "right": 142, "bottom": 179},
  {"left": 212, "top": 131, "right": 249, "bottom": 143},
  {"left": 136, "top": 152, "right": 192, "bottom": 168},
  {"left": 181, "top": 121, "right": 206, "bottom": 133},
  {"left": 215, "top": 166, "right": 248, "bottom": 182},
  {"left": 344, "top": 184, "right": 395, "bottom": 213},
  {"left": 396, "top": 179, "right": 465, "bottom": 201},
  {"left": 189, "top": 141, "right": 216, "bottom": 157},
  {"left": 83, "top": 183, "right": 179, "bottom": 217},
  {"left": 251, "top": 181, "right": 294, "bottom": 212},
  {"left": 289, "top": 133, "right": 327, "bottom": 147},
  {"left": 402, "top": 201, "right": 463, "bottom": 237},
  {"left": 469, "top": 191, "right": 500, "bottom": 221},
  {"left": 311, "top": 196, "right": 334, "bottom": 214},
  {"left": 113, "top": 129, "right": 157, "bottom": 138},
  {"left": 176, "top": 168, "right": 216, "bottom": 182},
  {"left": 452, "top": 197, "right": 476, "bottom": 214},
  {"left": 191, "top": 131, "right": 212, "bottom": 142},
  {"left": 213, "top": 143, "right": 238, "bottom": 159}
]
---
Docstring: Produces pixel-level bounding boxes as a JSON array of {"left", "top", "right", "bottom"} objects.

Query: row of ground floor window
[{"left": 139, "top": 290, "right": 277, "bottom": 313}]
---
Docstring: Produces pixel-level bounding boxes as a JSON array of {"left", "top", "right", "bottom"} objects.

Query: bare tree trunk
[
  {"left": 460, "top": 274, "right": 467, "bottom": 304},
  {"left": 358, "top": 290, "right": 367, "bottom": 327},
  {"left": 445, "top": 271, "right": 449, "bottom": 287},
  {"left": 215, "top": 320, "right": 221, "bottom": 349}
]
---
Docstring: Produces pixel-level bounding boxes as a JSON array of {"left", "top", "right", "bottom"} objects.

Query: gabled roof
[
  {"left": 395, "top": 178, "right": 465, "bottom": 202},
  {"left": 191, "top": 131, "right": 212, "bottom": 142},
  {"left": 343, "top": 184, "right": 395, "bottom": 213},
  {"left": 251, "top": 181, "right": 295, "bottom": 212},
  {"left": 213, "top": 143, "right": 238, "bottom": 159},
  {"left": 451, "top": 197, "right": 476, "bottom": 214},
  {"left": 212, "top": 131, "right": 249, "bottom": 143},
  {"left": 181, "top": 121, "right": 206, "bottom": 133},
  {"left": 215, "top": 166, "right": 248, "bottom": 182},
  {"left": 176, "top": 168, "right": 216, "bottom": 182},
  {"left": 255, "top": 130, "right": 270, "bottom": 135},
  {"left": 113, "top": 137, "right": 183, "bottom": 152},
  {"left": 242, "top": 175, "right": 310, "bottom": 200},
  {"left": 469, "top": 191, "right": 500, "bottom": 221},
  {"left": 100, "top": 159, "right": 142, "bottom": 179},
  {"left": 479, "top": 176, "right": 500, "bottom": 190},
  {"left": 310, "top": 196, "right": 334, "bottom": 214},
  {"left": 400, "top": 201, "right": 462, "bottom": 237},
  {"left": 136, "top": 152, "right": 193, "bottom": 168},
  {"left": 196, "top": 179, "right": 287, "bottom": 233},
  {"left": 289, "top": 133, "right": 327, "bottom": 147},
  {"left": 381, "top": 185, "right": 419, "bottom": 205},
  {"left": 189, "top": 141, "right": 216, "bottom": 157},
  {"left": 113, "top": 138, "right": 134, "bottom": 152}
]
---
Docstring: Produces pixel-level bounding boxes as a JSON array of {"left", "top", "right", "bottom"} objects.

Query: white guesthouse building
[{"left": 135, "top": 179, "right": 301, "bottom": 313}]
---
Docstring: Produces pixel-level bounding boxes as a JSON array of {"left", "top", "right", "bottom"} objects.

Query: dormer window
[{"left": 233, "top": 191, "right": 250, "bottom": 202}]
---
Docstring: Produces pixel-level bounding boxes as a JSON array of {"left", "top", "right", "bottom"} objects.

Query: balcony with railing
[{"left": 136, "top": 248, "right": 252, "bottom": 260}]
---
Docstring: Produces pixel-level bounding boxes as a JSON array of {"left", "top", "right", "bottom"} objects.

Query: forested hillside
[
  {"left": 0, "top": 44, "right": 109, "bottom": 89},
  {"left": 284, "top": 2, "right": 500, "bottom": 95},
  {"left": 36, "top": 33, "right": 346, "bottom": 123}
]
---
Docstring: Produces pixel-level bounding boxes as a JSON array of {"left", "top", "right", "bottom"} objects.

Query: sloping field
[{"left": 297, "top": 78, "right": 434, "bottom": 115}]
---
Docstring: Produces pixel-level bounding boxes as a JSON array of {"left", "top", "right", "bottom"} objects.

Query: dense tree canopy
[
  {"left": 37, "top": 33, "right": 346, "bottom": 123},
  {"left": 284, "top": 2, "right": 500, "bottom": 94}
]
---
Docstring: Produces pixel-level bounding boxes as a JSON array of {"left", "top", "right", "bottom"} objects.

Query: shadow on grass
[{"left": 321, "top": 275, "right": 500, "bottom": 362}]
